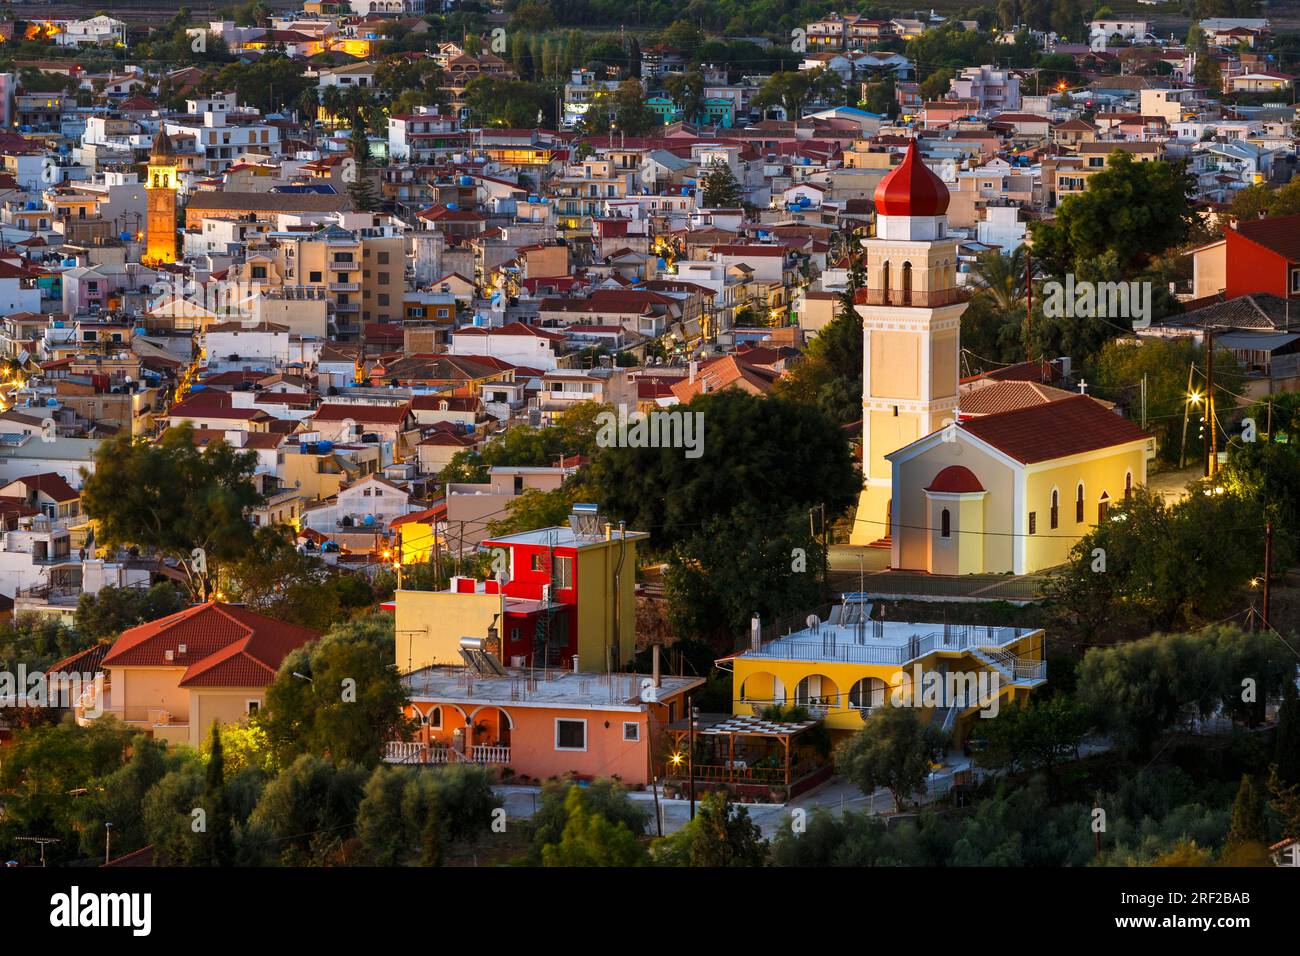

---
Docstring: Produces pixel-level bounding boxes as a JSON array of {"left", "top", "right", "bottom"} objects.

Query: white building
[
  {"left": 56, "top": 16, "right": 127, "bottom": 48},
  {"left": 449, "top": 322, "right": 566, "bottom": 371}
]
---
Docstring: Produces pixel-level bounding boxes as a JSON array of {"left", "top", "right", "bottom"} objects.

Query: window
[
  {"left": 1125, "top": 472, "right": 1133, "bottom": 499},
  {"left": 555, "top": 718, "right": 587, "bottom": 751},
  {"left": 423, "top": 706, "right": 442, "bottom": 728},
  {"left": 622, "top": 722, "right": 640, "bottom": 742},
  {"left": 1050, "top": 489, "right": 1059, "bottom": 529},
  {"left": 1076, "top": 484, "right": 1085, "bottom": 523},
  {"left": 246, "top": 700, "right": 260, "bottom": 716},
  {"left": 940, "top": 508, "right": 951, "bottom": 538},
  {"left": 377, "top": 251, "right": 390, "bottom": 264},
  {"left": 1028, "top": 511, "right": 1037, "bottom": 535},
  {"left": 1098, "top": 492, "right": 1110, "bottom": 522},
  {"left": 554, "top": 555, "right": 574, "bottom": 588},
  {"left": 530, "top": 553, "right": 544, "bottom": 572},
  {"left": 309, "top": 271, "right": 322, "bottom": 283}
]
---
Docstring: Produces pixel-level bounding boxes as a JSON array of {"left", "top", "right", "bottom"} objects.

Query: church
[{"left": 847, "top": 141, "right": 1154, "bottom": 574}]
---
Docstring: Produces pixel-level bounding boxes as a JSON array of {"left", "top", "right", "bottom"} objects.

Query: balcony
[
  {"left": 384, "top": 741, "right": 511, "bottom": 765},
  {"left": 328, "top": 282, "right": 360, "bottom": 292},
  {"left": 854, "top": 287, "right": 971, "bottom": 308}
]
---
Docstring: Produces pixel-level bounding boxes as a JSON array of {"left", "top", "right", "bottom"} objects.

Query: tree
[
  {"left": 836, "top": 707, "right": 947, "bottom": 810},
  {"left": 752, "top": 70, "right": 815, "bottom": 119},
  {"left": 652, "top": 791, "right": 767, "bottom": 866},
  {"left": 357, "top": 763, "right": 499, "bottom": 865},
  {"left": 1226, "top": 773, "right": 1267, "bottom": 847},
  {"left": 261, "top": 612, "right": 409, "bottom": 769},
  {"left": 200, "top": 722, "right": 237, "bottom": 866},
  {"left": 975, "top": 695, "right": 1088, "bottom": 793},
  {"left": 699, "top": 159, "right": 741, "bottom": 209},
  {"left": 663, "top": 70, "right": 705, "bottom": 124},
  {"left": 1028, "top": 152, "right": 1191, "bottom": 278},
  {"left": 1275, "top": 680, "right": 1300, "bottom": 788},
  {"left": 960, "top": 247, "right": 1033, "bottom": 366},
  {"left": 243, "top": 755, "right": 368, "bottom": 865},
  {"left": 73, "top": 583, "right": 185, "bottom": 643},
  {"left": 588, "top": 389, "right": 859, "bottom": 553},
  {"left": 919, "top": 68, "right": 954, "bottom": 101},
  {"left": 81, "top": 423, "right": 263, "bottom": 600},
  {"left": 526, "top": 777, "right": 646, "bottom": 863},
  {"left": 541, "top": 786, "right": 648, "bottom": 866},
  {"left": 223, "top": 526, "right": 345, "bottom": 629}
]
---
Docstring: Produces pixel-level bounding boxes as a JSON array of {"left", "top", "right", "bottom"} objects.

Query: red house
[{"left": 1224, "top": 213, "right": 1300, "bottom": 301}]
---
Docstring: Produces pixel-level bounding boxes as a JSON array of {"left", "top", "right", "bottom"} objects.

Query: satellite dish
[{"left": 806, "top": 614, "right": 819, "bottom": 629}]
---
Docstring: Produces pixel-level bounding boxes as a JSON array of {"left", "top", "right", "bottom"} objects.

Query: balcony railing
[
  {"left": 854, "top": 288, "right": 971, "bottom": 308},
  {"left": 328, "top": 282, "right": 361, "bottom": 292},
  {"left": 384, "top": 741, "right": 511, "bottom": 765}
]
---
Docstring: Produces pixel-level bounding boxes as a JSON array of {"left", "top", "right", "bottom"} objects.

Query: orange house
[
  {"left": 87, "top": 602, "right": 319, "bottom": 746},
  {"left": 387, "top": 665, "right": 703, "bottom": 787}
]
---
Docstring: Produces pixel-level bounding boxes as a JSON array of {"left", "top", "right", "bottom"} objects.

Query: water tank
[
  {"left": 133, "top": 327, "right": 146, "bottom": 336},
  {"left": 46, "top": 398, "right": 58, "bottom": 408},
  {"left": 459, "top": 175, "right": 473, "bottom": 186},
  {"left": 472, "top": 314, "right": 485, "bottom": 327},
  {"left": 363, "top": 514, "right": 375, "bottom": 526},
  {"left": 52, "top": 320, "right": 64, "bottom": 328},
  {"left": 447, "top": 202, "right": 458, "bottom": 210},
  {"left": 317, "top": 440, "right": 333, "bottom": 453},
  {"left": 119, "top": 231, "right": 132, "bottom": 242}
]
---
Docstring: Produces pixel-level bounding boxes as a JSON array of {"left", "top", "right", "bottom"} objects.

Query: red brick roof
[
  {"left": 102, "top": 602, "right": 319, "bottom": 689},
  {"left": 959, "top": 395, "right": 1149, "bottom": 464}
]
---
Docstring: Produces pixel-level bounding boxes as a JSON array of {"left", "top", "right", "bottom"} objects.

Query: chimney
[
  {"left": 688, "top": 360, "right": 697, "bottom": 383},
  {"left": 652, "top": 644, "right": 662, "bottom": 687},
  {"left": 750, "top": 613, "right": 762, "bottom": 652}
]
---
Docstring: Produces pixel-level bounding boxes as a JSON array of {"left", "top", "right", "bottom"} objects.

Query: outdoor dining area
[{"left": 660, "top": 711, "right": 832, "bottom": 804}]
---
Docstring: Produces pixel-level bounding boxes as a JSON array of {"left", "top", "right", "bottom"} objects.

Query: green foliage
[
  {"left": 440, "top": 402, "right": 607, "bottom": 484},
  {"left": 1028, "top": 153, "right": 1191, "bottom": 278},
  {"left": 357, "top": 763, "right": 500, "bottom": 865},
  {"left": 526, "top": 777, "right": 646, "bottom": 864},
  {"left": 1075, "top": 626, "right": 1293, "bottom": 756},
  {"left": 776, "top": 251, "right": 864, "bottom": 424},
  {"left": 836, "top": 706, "right": 948, "bottom": 810},
  {"left": 244, "top": 755, "right": 368, "bottom": 865},
  {"left": 1226, "top": 773, "right": 1267, "bottom": 847},
  {"left": 73, "top": 583, "right": 185, "bottom": 645},
  {"left": 699, "top": 160, "right": 741, "bottom": 209},
  {"left": 81, "top": 422, "right": 263, "bottom": 599},
  {"left": 1046, "top": 485, "right": 1263, "bottom": 635},
  {"left": 261, "top": 612, "right": 409, "bottom": 769},
  {"left": 223, "top": 526, "right": 355, "bottom": 630},
  {"left": 1226, "top": 178, "right": 1300, "bottom": 223},
  {"left": 652, "top": 790, "right": 767, "bottom": 866},
  {"left": 975, "top": 695, "right": 1088, "bottom": 788},
  {"left": 1275, "top": 680, "right": 1300, "bottom": 788},
  {"left": 589, "top": 389, "right": 859, "bottom": 552},
  {"left": 541, "top": 786, "right": 648, "bottom": 866}
]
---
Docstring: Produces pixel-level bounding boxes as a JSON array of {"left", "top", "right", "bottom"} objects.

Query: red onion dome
[{"left": 873, "top": 139, "right": 950, "bottom": 217}]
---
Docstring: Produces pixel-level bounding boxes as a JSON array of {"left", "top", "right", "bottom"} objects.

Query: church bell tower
[
  {"left": 849, "top": 140, "right": 968, "bottom": 546},
  {"left": 144, "top": 129, "right": 178, "bottom": 266}
]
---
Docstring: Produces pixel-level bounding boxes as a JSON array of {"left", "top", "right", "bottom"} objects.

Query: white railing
[
  {"left": 747, "top": 625, "right": 1032, "bottom": 666},
  {"left": 471, "top": 745, "right": 511, "bottom": 764},
  {"left": 384, "top": 741, "right": 450, "bottom": 764}
]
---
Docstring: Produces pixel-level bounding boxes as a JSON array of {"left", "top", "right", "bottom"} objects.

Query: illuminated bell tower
[
  {"left": 145, "top": 129, "right": 178, "bottom": 266},
  {"left": 849, "top": 140, "right": 967, "bottom": 546}
]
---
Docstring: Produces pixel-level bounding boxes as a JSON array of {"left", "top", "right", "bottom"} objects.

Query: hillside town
[{"left": 0, "top": 0, "right": 1298, "bottom": 900}]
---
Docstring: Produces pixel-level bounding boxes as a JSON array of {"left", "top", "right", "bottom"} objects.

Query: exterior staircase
[
  {"left": 867, "top": 534, "right": 891, "bottom": 550},
  {"left": 970, "top": 646, "right": 1047, "bottom": 688}
]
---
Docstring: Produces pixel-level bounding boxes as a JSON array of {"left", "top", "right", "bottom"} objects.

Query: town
[{"left": 0, "top": 0, "right": 1296, "bottom": 892}]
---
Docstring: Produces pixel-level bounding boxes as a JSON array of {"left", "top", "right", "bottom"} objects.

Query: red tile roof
[
  {"left": 925, "top": 465, "right": 985, "bottom": 493},
  {"left": 1234, "top": 213, "right": 1300, "bottom": 262},
  {"left": 959, "top": 395, "right": 1149, "bottom": 464},
  {"left": 102, "top": 602, "right": 319, "bottom": 689},
  {"left": 311, "top": 402, "right": 412, "bottom": 425}
]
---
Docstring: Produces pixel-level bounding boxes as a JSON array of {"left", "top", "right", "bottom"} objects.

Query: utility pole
[
  {"left": 1025, "top": 248, "right": 1033, "bottom": 364},
  {"left": 1205, "top": 327, "right": 1216, "bottom": 478},
  {"left": 1263, "top": 521, "right": 1273, "bottom": 629},
  {"left": 687, "top": 693, "right": 696, "bottom": 821},
  {"left": 104, "top": 822, "right": 113, "bottom": 866},
  {"left": 1140, "top": 373, "right": 1147, "bottom": 430},
  {"left": 1179, "top": 362, "right": 1195, "bottom": 469}
]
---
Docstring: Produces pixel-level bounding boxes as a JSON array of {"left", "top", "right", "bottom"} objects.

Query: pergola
[{"left": 664, "top": 712, "right": 823, "bottom": 790}]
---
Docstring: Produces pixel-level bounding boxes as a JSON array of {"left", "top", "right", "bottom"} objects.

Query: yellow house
[
  {"left": 888, "top": 394, "right": 1152, "bottom": 575},
  {"left": 88, "top": 602, "right": 320, "bottom": 746},
  {"left": 725, "top": 597, "right": 1046, "bottom": 746}
]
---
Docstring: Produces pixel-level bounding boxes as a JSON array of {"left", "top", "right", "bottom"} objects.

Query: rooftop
[{"left": 402, "top": 665, "right": 701, "bottom": 711}]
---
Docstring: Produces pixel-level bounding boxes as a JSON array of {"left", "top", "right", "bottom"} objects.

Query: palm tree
[
  {"left": 962, "top": 247, "right": 1035, "bottom": 366},
  {"left": 321, "top": 86, "right": 343, "bottom": 130},
  {"left": 297, "top": 87, "right": 319, "bottom": 145}
]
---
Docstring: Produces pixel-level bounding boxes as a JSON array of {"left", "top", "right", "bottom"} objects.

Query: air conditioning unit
[{"left": 164, "top": 649, "right": 174, "bottom": 662}]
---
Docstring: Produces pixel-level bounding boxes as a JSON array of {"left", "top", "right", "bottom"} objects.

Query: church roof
[
  {"left": 150, "top": 128, "right": 175, "bottom": 160},
  {"left": 959, "top": 394, "right": 1149, "bottom": 464},
  {"left": 873, "top": 139, "right": 949, "bottom": 217},
  {"left": 925, "top": 465, "right": 984, "bottom": 493}
]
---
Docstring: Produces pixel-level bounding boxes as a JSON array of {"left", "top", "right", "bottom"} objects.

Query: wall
[{"left": 394, "top": 589, "right": 503, "bottom": 672}]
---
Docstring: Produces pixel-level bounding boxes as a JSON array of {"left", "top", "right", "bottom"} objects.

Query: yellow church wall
[
  {"left": 894, "top": 439, "right": 1015, "bottom": 573},
  {"left": 867, "top": 409, "right": 922, "bottom": 480},
  {"left": 1022, "top": 443, "right": 1147, "bottom": 572},
  {"left": 930, "top": 330, "right": 958, "bottom": 398},
  {"left": 869, "top": 330, "right": 920, "bottom": 400}
]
